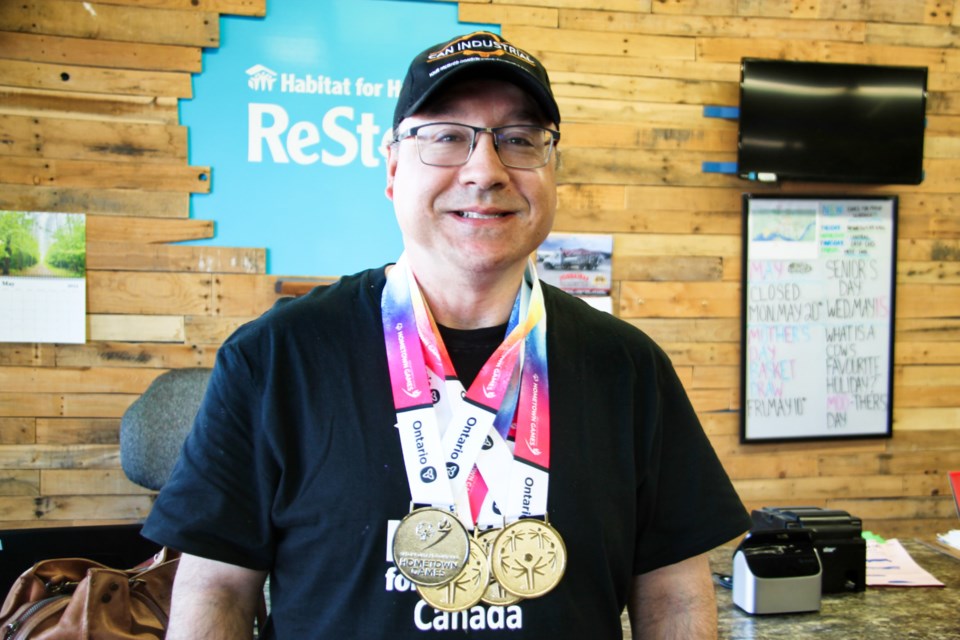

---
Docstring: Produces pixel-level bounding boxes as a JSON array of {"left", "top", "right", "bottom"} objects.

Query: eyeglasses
[{"left": 393, "top": 122, "right": 561, "bottom": 169}]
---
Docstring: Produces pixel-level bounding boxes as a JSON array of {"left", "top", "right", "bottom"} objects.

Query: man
[{"left": 144, "top": 31, "right": 749, "bottom": 639}]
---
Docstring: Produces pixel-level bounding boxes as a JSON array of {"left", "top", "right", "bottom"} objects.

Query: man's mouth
[{"left": 456, "top": 210, "right": 509, "bottom": 219}]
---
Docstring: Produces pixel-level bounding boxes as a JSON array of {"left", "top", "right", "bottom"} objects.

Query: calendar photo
[{"left": 0, "top": 211, "right": 87, "bottom": 344}]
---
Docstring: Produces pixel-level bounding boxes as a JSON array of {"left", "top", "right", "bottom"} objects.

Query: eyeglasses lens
[{"left": 414, "top": 124, "right": 554, "bottom": 169}]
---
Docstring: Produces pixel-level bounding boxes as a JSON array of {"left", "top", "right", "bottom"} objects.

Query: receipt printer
[
  {"left": 750, "top": 506, "right": 866, "bottom": 593},
  {"left": 732, "top": 529, "right": 821, "bottom": 615}
]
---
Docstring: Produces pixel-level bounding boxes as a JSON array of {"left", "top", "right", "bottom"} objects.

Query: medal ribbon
[
  {"left": 382, "top": 254, "right": 550, "bottom": 526},
  {"left": 504, "top": 291, "right": 551, "bottom": 521},
  {"left": 381, "top": 255, "right": 456, "bottom": 509},
  {"left": 404, "top": 267, "right": 524, "bottom": 526}
]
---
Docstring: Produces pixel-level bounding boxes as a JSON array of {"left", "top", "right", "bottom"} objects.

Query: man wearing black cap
[{"left": 147, "top": 31, "right": 749, "bottom": 639}]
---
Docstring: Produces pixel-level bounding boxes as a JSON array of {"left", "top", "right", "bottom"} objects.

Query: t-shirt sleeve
[
  {"left": 142, "top": 337, "right": 277, "bottom": 570},
  {"left": 632, "top": 344, "right": 751, "bottom": 574}
]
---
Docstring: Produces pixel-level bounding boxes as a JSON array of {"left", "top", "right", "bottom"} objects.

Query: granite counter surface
[{"left": 622, "top": 539, "right": 959, "bottom": 639}]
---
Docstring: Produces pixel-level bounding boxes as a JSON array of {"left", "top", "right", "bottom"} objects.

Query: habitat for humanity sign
[{"left": 183, "top": 0, "right": 491, "bottom": 276}]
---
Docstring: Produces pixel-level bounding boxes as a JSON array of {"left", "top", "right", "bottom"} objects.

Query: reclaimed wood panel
[
  {"left": 86, "top": 216, "right": 213, "bottom": 243},
  {"left": 25, "top": 495, "right": 155, "bottom": 521},
  {"left": 894, "top": 407, "right": 960, "bottom": 431},
  {"left": 505, "top": 25, "right": 697, "bottom": 59},
  {"left": 551, "top": 71, "right": 738, "bottom": 107},
  {"left": 0, "top": 471, "right": 39, "bottom": 496},
  {"left": 459, "top": 3, "right": 558, "bottom": 27},
  {"left": 896, "top": 342, "right": 960, "bottom": 365},
  {"left": 897, "top": 284, "right": 960, "bottom": 318},
  {"left": 661, "top": 342, "right": 739, "bottom": 366},
  {"left": 696, "top": 36, "right": 950, "bottom": 69},
  {"left": 0, "top": 114, "right": 188, "bottom": 162},
  {"left": 828, "top": 496, "right": 955, "bottom": 521},
  {"left": 615, "top": 232, "right": 739, "bottom": 257},
  {"left": 54, "top": 342, "right": 217, "bottom": 369},
  {"left": 737, "top": 0, "right": 951, "bottom": 25},
  {"left": 86, "top": 272, "right": 216, "bottom": 315},
  {"left": 36, "top": 418, "right": 121, "bottom": 445},
  {"left": 619, "top": 281, "right": 741, "bottom": 318},
  {"left": 0, "top": 59, "right": 193, "bottom": 97},
  {"left": 0, "top": 344, "right": 54, "bottom": 367},
  {"left": 0, "top": 1, "right": 219, "bottom": 47},
  {"left": 0, "top": 366, "right": 163, "bottom": 394},
  {"left": 41, "top": 469, "right": 153, "bottom": 495},
  {"left": 87, "top": 0, "right": 265, "bottom": 17},
  {"left": 87, "top": 315, "right": 186, "bottom": 343},
  {"left": 613, "top": 256, "right": 723, "bottom": 282},
  {"left": 491, "top": 0, "right": 650, "bottom": 11},
  {"left": 560, "top": 122, "right": 736, "bottom": 151},
  {"left": 0, "top": 31, "right": 202, "bottom": 73},
  {"left": 87, "top": 241, "right": 265, "bottom": 273},
  {"left": 0, "top": 184, "right": 187, "bottom": 217},
  {"left": 557, "top": 9, "right": 867, "bottom": 42},
  {"left": 216, "top": 274, "right": 288, "bottom": 316},
  {"left": 559, "top": 147, "right": 734, "bottom": 187},
  {"left": 0, "top": 444, "right": 119, "bottom": 469},
  {"left": 0, "top": 88, "right": 181, "bottom": 125},
  {"left": 630, "top": 318, "right": 740, "bottom": 343},
  {"left": 183, "top": 315, "right": 256, "bottom": 344},
  {"left": 0, "top": 419, "right": 35, "bottom": 445},
  {"left": 537, "top": 50, "right": 739, "bottom": 83},
  {"left": 0, "top": 157, "right": 210, "bottom": 192},
  {"left": 898, "top": 261, "right": 960, "bottom": 285}
]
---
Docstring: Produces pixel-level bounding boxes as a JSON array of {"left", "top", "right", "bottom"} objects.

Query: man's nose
[{"left": 459, "top": 131, "right": 509, "bottom": 186}]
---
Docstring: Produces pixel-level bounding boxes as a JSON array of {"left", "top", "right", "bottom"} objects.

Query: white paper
[
  {"left": 866, "top": 538, "right": 944, "bottom": 587},
  {"left": 936, "top": 529, "right": 960, "bottom": 551}
]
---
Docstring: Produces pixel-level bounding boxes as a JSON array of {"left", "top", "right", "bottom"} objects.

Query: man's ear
[{"left": 385, "top": 142, "right": 398, "bottom": 201}]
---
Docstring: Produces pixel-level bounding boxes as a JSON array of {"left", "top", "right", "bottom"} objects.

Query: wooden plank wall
[{"left": 0, "top": 0, "right": 957, "bottom": 539}]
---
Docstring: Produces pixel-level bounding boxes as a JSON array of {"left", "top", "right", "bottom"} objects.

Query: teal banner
[{"left": 183, "top": 0, "right": 492, "bottom": 276}]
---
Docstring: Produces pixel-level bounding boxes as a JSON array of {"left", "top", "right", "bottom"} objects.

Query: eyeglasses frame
[{"left": 393, "top": 122, "right": 561, "bottom": 169}]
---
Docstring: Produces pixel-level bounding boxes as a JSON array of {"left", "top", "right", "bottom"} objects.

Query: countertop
[{"left": 621, "top": 538, "right": 960, "bottom": 639}]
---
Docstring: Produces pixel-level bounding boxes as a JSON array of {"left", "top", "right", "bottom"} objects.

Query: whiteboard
[{"left": 740, "top": 195, "right": 896, "bottom": 442}]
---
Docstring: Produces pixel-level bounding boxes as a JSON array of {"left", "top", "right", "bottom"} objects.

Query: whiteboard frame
[{"left": 739, "top": 194, "right": 897, "bottom": 444}]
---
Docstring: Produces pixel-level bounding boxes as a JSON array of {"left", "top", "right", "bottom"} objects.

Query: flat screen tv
[{"left": 737, "top": 58, "right": 927, "bottom": 185}]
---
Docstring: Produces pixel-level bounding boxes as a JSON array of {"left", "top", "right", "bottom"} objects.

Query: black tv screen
[{"left": 737, "top": 58, "right": 927, "bottom": 185}]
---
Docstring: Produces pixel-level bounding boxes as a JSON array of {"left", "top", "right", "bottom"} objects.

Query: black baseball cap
[{"left": 392, "top": 31, "right": 561, "bottom": 132}]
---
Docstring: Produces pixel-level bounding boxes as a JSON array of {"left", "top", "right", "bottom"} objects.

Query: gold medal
[
  {"left": 490, "top": 518, "right": 566, "bottom": 599},
  {"left": 392, "top": 508, "right": 470, "bottom": 587},
  {"left": 416, "top": 535, "right": 489, "bottom": 612},
  {"left": 477, "top": 528, "right": 523, "bottom": 606}
]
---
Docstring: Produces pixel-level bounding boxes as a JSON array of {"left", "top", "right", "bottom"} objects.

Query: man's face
[{"left": 386, "top": 78, "right": 557, "bottom": 281}]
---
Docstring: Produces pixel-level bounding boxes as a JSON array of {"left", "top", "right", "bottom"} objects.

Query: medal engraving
[
  {"left": 490, "top": 519, "right": 566, "bottom": 598},
  {"left": 416, "top": 537, "right": 490, "bottom": 612},
  {"left": 393, "top": 508, "right": 470, "bottom": 587},
  {"left": 477, "top": 528, "right": 523, "bottom": 606}
]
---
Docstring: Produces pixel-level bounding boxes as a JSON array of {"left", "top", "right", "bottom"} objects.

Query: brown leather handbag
[{"left": 0, "top": 548, "right": 178, "bottom": 639}]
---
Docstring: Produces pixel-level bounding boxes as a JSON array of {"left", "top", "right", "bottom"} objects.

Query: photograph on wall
[
  {"left": 0, "top": 211, "right": 86, "bottom": 344},
  {"left": 740, "top": 195, "right": 896, "bottom": 443},
  {"left": 536, "top": 232, "right": 613, "bottom": 296}
]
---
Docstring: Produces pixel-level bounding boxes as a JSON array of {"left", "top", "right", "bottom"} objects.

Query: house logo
[{"left": 246, "top": 64, "right": 277, "bottom": 91}]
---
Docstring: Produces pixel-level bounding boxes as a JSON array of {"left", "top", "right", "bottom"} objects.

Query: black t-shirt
[
  {"left": 144, "top": 267, "right": 749, "bottom": 639},
  {"left": 436, "top": 322, "right": 507, "bottom": 389}
]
